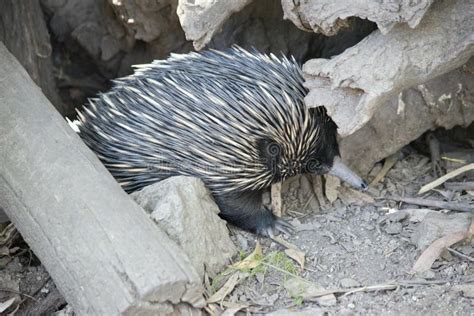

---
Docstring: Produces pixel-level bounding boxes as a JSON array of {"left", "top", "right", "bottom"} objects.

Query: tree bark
[{"left": 303, "top": 0, "right": 474, "bottom": 136}]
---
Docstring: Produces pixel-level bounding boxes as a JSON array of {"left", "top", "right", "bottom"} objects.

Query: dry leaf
[
  {"left": 411, "top": 217, "right": 474, "bottom": 273},
  {"left": 231, "top": 242, "right": 262, "bottom": 270},
  {"left": 272, "top": 236, "right": 306, "bottom": 269},
  {"left": 204, "top": 303, "right": 221, "bottom": 316},
  {"left": 0, "top": 297, "right": 16, "bottom": 314},
  {"left": 410, "top": 222, "right": 473, "bottom": 274},
  {"left": 284, "top": 248, "right": 305, "bottom": 270},
  {"left": 207, "top": 272, "right": 243, "bottom": 304}
]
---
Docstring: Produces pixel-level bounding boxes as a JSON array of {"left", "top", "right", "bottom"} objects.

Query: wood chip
[{"left": 271, "top": 182, "right": 283, "bottom": 217}]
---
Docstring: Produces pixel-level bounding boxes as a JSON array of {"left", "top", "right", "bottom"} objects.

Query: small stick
[
  {"left": 0, "top": 288, "right": 39, "bottom": 302},
  {"left": 447, "top": 247, "right": 474, "bottom": 262},
  {"left": 444, "top": 182, "right": 474, "bottom": 191},
  {"left": 427, "top": 133, "right": 442, "bottom": 177},
  {"left": 418, "top": 163, "right": 474, "bottom": 195},
  {"left": 370, "top": 153, "right": 401, "bottom": 186},
  {"left": 390, "top": 196, "right": 473, "bottom": 212}
]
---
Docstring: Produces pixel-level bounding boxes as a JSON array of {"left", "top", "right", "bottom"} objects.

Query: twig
[
  {"left": 370, "top": 153, "right": 401, "bottom": 186},
  {"left": 418, "top": 163, "right": 474, "bottom": 194},
  {"left": 390, "top": 196, "right": 473, "bottom": 212},
  {"left": 447, "top": 247, "right": 474, "bottom": 262},
  {"left": 427, "top": 133, "right": 442, "bottom": 177},
  {"left": 444, "top": 182, "right": 474, "bottom": 191},
  {"left": 0, "top": 288, "right": 39, "bottom": 302},
  {"left": 312, "top": 278, "right": 474, "bottom": 299}
]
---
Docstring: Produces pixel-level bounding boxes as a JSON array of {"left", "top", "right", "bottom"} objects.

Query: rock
[
  {"left": 385, "top": 222, "right": 403, "bottom": 235},
  {"left": 452, "top": 284, "right": 474, "bottom": 298},
  {"left": 340, "top": 278, "right": 359, "bottom": 288},
  {"left": 411, "top": 212, "right": 472, "bottom": 250},
  {"left": 131, "top": 176, "right": 237, "bottom": 278}
]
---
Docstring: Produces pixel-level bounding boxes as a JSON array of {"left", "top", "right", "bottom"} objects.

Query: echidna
[{"left": 75, "top": 46, "right": 367, "bottom": 236}]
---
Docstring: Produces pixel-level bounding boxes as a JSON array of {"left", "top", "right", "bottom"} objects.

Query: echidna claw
[{"left": 274, "top": 218, "right": 295, "bottom": 236}]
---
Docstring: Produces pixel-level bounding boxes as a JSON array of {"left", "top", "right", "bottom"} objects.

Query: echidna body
[{"left": 76, "top": 47, "right": 366, "bottom": 236}]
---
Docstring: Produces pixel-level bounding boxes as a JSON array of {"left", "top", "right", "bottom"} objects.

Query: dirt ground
[{"left": 1, "top": 149, "right": 473, "bottom": 315}]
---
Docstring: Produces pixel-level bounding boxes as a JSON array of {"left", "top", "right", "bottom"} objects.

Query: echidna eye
[
  {"left": 265, "top": 141, "right": 281, "bottom": 158},
  {"left": 305, "top": 159, "right": 321, "bottom": 173}
]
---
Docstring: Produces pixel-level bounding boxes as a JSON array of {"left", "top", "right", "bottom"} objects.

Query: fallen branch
[
  {"left": 447, "top": 247, "right": 474, "bottom": 262},
  {"left": 444, "top": 182, "right": 474, "bottom": 191},
  {"left": 418, "top": 163, "right": 474, "bottom": 195},
  {"left": 391, "top": 196, "right": 473, "bottom": 212}
]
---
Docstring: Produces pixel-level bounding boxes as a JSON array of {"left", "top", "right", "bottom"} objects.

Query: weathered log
[
  {"left": 303, "top": 0, "right": 474, "bottom": 136},
  {"left": 339, "top": 58, "right": 474, "bottom": 174},
  {"left": 0, "top": 43, "right": 204, "bottom": 315},
  {"left": 281, "top": 0, "right": 434, "bottom": 35},
  {"left": 0, "top": 0, "right": 67, "bottom": 115},
  {"left": 177, "top": 0, "right": 251, "bottom": 50}
]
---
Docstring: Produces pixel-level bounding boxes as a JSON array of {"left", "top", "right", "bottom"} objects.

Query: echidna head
[
  {"left": 304, "top": 117, "right": 368, "bottom": 190},
  {"left": 259, "top": 110, "right": 367, "bottom": 191}
]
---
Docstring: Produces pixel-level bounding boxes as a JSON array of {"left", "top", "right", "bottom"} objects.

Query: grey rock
[
  {"left": 385, "top": 222, "right": 403, "bottom": 235},
  {"left": 132, "top": 176, "right": 237, "bottom": 278},
  {"left": 411, "top": 212, "right": 472, "bottom": 250}
]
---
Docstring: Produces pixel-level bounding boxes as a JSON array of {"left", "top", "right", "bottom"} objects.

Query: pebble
[{"left": 385, "top": 222, "right": 403, "bottom": 234}]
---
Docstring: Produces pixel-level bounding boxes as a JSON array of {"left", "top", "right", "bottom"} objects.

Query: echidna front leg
[{"left": 213, "top": 190, "right": 293, "bottom": 237}]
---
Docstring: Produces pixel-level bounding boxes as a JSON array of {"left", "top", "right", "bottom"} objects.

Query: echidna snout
[{"left": 75, "top": 46, "right": 367, "bottom": 236}]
